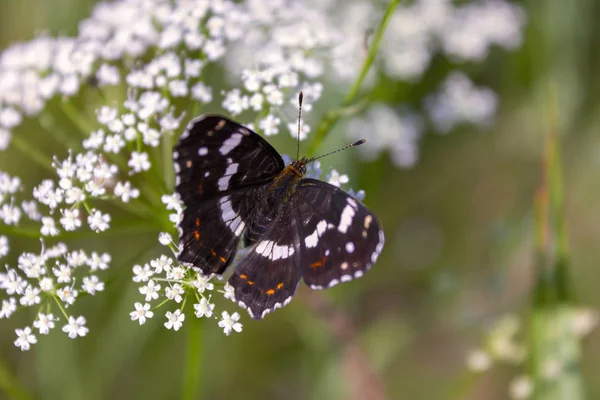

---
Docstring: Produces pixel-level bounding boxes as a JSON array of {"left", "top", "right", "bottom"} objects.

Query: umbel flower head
[{"left": 0, "top": 0, "right": 526, "bottom": 350}]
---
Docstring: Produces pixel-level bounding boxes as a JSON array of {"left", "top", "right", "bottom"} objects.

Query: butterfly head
[{"left": 285, "top": 156, "right": 308, "bottom": 178}]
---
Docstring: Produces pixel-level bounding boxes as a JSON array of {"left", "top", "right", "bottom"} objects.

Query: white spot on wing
[
  {"left": 338, "top": 204, "right": 355, "bottom": 233},
  {"left": 198, "top": 147, "right": 208, "bottom": 156},
  {"left": 219, "top": 196, "right": 236, "bottom": 226},
  {"left": 217, "top": 163, "right": 239, "bottom": 190},
  {"left": 305, "top": 219, "right": 329, "bottom": 248},
  {"left": 345, "top": 242, "right": 355, "bottom": 253},
  {"left": 219, "top": 133, "right": 242, "bottom": 155}
]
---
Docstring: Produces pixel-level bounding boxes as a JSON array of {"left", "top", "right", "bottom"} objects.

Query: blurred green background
[{"left": 1, "top": 0, "right": 599, "bottom": 399}]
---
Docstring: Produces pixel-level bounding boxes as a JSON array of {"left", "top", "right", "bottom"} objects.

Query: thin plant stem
[
  {"left": 9, "top": 133, "right": 54, "bottom": 172},
  {"left": 308, "top": 0, "right": 399, "bottom": 156},
  {"left": 183, "top": 314, "right": 204, "bottom": 400}
]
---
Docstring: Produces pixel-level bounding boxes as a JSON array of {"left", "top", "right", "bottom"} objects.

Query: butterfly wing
[
  {"left": 229, "top": 206, "right": 302, "bottom": 320},
  {"left": 173, "top": 116, "right": 284, "bottom": 275},
  {"left": 296, "top": 179, "right": 384, "bottom": 289}
]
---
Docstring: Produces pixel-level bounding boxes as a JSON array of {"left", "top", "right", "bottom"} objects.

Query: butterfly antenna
[
  {"left": 308, "top": 139, "right": 366, "bottom": 163},
  {"left": 296, "top": 91, "right": 303, "bottom": 161}
]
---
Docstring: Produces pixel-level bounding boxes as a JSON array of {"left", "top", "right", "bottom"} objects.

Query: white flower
[
  {"left": 133, "top": 264, "right": 153, "bottom": 282},
  {"left": 466, "top": 349, "right": 492, "bottom": 372},
  {"left": 41, "top": 217, "right": 60, "bottom": 236},
  {"left": 64, "top": 187, "right": 85, "bottom": 204},
  {"left": 130, "top": 302, "right": 153, "bottom": 325},
  {"left": 164, "top": 309, "right": 185, "bottom": 331},
  {"left": 0, "top": 298, "right": 17, "bottom": 318},
  {"left": 223, "top": 282, "right": 235, "bottom": 301},
  {"left": 19, "top": 285, "right": 41, "bottom": 306},
  {"left": 103, "top": 134, "right": 125, "bottom": 153},
  {"left": 194, "top": 298, "right": 215, "bottom": 318},
  {"left": 158, "top": 232, "right": 172, "bottom": 246},
  {"left": 82, "top": 275, "right": 104, "bottom": 295},
  {"left": 218, "top": 311, "right": 243, "bottom": 336},
  {"left": 326, "top": 170, "right": 349, "bottom": 188},
  {"left": 259, "top": 114, "right": 280, "bottom": 136},
  {"left": 139, "top": 280, "right": 161, "bottom": 301},
  {"left": 88, "top": 252, "right": 111, "bottom": 271},
  {"left": 165, "top": 284, "right": 184, "bottom": 303},
  {"left": 96, "top": 106, "right": 118, "bottom": 124},
  {"left": 167, "top": 266, "right": 186, "bottom": 280},
  {"left": 83, "top": 129, "right": 105, "bottom": 149},
  {"left": 161, "top": 193, "right": 181, "bottom": 211},
  {"left": 62, "top": 316, "right": 88, "bottom": 339},
  {"left": 87, "top": 209, "right": 110, "bottom": 232},
  {"left": 60, "top": 208, "right": 82, "bottom": 231},
  {"left": 194, "top": 274, "right": 214, "bottom": 293},
  {"left": 288, "top": 122, "right": 310, "bottom": 141},
  {"left": 509, "top": 375, "right": 533, "bottom": 400},
  {"left": 128, "top": 151, "right": 151, "bottom": 172},
  {"left": 53, "top": 264, "right": 72, "bottom": 283},
  {"left": 0, "top": 235, "right": 8, "bottom": 257},
  {"left": 39, "top": 277, "right": 54, "bottom": 292},
  {"left": 191, "top": 82, "right": 212, "bottom": 103},
  {"left": 14, "top": 327, "right": 37, "bottom": 351},
  {"left": 0, "top": 204, "right": 21, "bottom": 225},
  {"left": 56, "top": 286, "right": 78, "bottom": 305},
  {"left": 150, "top": 255, "right": 172, "bottom": 274},
  {"left": 34, "top": 313, "right": 56, "bottom": 335}
]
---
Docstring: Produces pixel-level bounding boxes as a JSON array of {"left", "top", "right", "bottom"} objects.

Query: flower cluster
[
  {"left": 0, "top": 0, "right": 527, "bottom": 349},
  {"left": 465, "top": 310, "right": 599, "bottom": 399},
  {"left": 2, "top": 240, "right": 108, "bottom": 350}
]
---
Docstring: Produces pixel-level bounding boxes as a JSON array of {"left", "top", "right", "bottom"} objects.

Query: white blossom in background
[
  {"left": 0, "top": 0, "right": 529, "bottom": 346},
  {"left": 425, "top": 72, "right": 498, "bottom": 134},
  {"left": 347, "top": 105, "right": 422, "bottom": 168},
  {"left": 380, "top": 0, "right": 525, "bottom": 82}
]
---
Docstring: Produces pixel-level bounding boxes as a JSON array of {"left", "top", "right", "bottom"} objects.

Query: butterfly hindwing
[
  {"left": 174, "top": 116, "right": 284, "bottom": 275},
  {"left": 229, "top": 206, "right": 302, "bottom": 320},
  {"left": 297, "top": 179, "right": 384, "bottom": 289},
  {"left": 177, "top": 187, "right": 263, "bottom": 275}
]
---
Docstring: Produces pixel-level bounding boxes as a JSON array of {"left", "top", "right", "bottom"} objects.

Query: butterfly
[{"left": 172, "top": 113, "right": 384, "bottom": 320}]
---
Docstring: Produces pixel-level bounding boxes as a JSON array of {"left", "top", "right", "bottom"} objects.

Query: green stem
[
  {"left": 9, "top": 133, "right": 54, "bottom": 172},
  {"left": 183, "top": 315, "right": 204, "bottom": 400},
  {"left": 60, "top": 99, "right": 96, "bottom": 136},
  {"left": 162, "top": 133, "right": 175, "bottom": 191},
  {"left": 307, "top": 0, "right": 399, "bottom": 155},
  {"left": 0, "top": 221, "right": 161, "bottom": 239},
  {"left": 0, "top": 354, "right": 33, "bottom": 400}
]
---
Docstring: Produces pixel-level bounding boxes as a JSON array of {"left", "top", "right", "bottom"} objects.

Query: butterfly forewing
[
  {"left": 173, "top": 115, "right": 284, "bottom": 204},
  {"left": 297, "top": 179, "right": 384, "bottom": 289},
  {"left": 174, "top": 116, "right": 284, "bottom": 275}
]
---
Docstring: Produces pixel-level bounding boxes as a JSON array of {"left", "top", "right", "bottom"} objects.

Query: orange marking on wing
[
  {"left": 219, "top": 256, "right": 226, "bottom": 263},
  {"left": 195, "top": 218, "right": 200, "bottom": 226},
  {"left": 247, "top": 281, "right": 254, "bottom": 285},
  {"left": 210, "top": 249, "right": 217, "bottom": 257},
  {"left": 310, "top": 255, "right": 327, "bottom": 269},
  {"left": 194, "top": 230, "right": 200, "bottom": 241},
  {"left": 276, "top": 282, "right": 284, "bottom": 290},
  {"left": 266, "top": 289, "right": 275, "bottom": 296},
  {"left": 215, "top": 120, "right": 226, "bottom": 130},
  {"left": 240, "top": 274, "right": 247, "bottom": 280}
]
